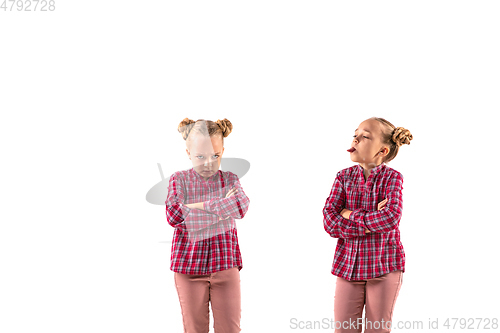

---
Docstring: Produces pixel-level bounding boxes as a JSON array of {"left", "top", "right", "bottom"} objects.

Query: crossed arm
[
  {"left": 165, "top": 173, "right": 250, "bottom": 232},
  {"left": 184, "top": 186, "right": 239, "bottom": 215},
  {"left": 339, "top": 198, "right": 388, "bottom": 234},
  {"left": 323, "top": 172, "right": 403, "bottom": 238}
]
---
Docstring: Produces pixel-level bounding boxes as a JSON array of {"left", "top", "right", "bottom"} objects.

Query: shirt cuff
[
  {"left": 181, "top": 203, "right": 192, "bottom": 217},
  {"left": 349, "top": 208, "right": 368, "bottom": 231},
  {"left": 203, "top": 200, "right": 212, "bottom": 212}
]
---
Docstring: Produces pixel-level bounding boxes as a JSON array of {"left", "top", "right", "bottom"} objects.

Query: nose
[{"left": 204, "top": 158, "right": 215, "bottom": 167}]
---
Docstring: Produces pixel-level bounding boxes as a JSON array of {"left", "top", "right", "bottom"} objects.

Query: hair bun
[
  {"left": 215, "top": 118, "right": 233, "bottom": 138},
  {"left": 178, "top": 118, "right": 196, "bottom": 140},
  {"left": 392, "top": 127, "right": 413, "bottom": 147}
]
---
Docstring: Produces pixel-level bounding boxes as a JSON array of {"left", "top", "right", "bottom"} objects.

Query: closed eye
[{"left": 196, "top": 155, "right": 220, "bottom": 159}]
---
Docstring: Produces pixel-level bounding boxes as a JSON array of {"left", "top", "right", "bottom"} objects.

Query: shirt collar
[
  {"left": 189, "top": 167, "right": 220, "bottom": 183},
  {"left": 357, "top": 163, "right": 386, "bottom": 176}
]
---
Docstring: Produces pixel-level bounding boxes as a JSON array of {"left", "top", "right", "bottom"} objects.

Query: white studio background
[{"left": 1, "top": 1, "right": 499, "bottom": 332}]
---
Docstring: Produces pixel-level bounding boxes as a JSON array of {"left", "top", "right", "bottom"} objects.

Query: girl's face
[
  {"left": 349, "top": 119, "right": 389, "bottom": 168},
  {"left": 186, "top": 133, "right": 224, "bottom": 180}
]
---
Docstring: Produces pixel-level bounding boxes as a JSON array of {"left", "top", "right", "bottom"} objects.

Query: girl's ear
[{"left": 186, "top": 148, "right": 191, "bottom": 159}]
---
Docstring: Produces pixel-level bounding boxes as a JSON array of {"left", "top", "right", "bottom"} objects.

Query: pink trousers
[
  {"left": 174, "top": 266, "right": 241, "bottom": 333},
  {"left": 334, "top": 270, "right": 403, "bottom": 333}
]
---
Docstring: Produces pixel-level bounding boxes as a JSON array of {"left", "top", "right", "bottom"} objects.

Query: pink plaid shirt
[
  {"left": 165, "top": 168, "right": 250, "bottom": 274},
  {"left": 323, "top": 163, "right": 406, "bottom": 281}
]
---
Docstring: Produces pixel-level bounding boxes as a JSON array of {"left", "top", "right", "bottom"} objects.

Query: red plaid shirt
[
  {"left": 165, "top": 167, "right": 250, "bottom": 274},
  {"left": 323, "top": 163, "right": 405, "bottom": 281}
]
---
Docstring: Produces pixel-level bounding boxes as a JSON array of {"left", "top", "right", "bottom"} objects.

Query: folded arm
[
  {"left": 323, "top": 172, "right": 367, "bottom": 238},
  {"left": 348, "top": 173, "right": 403, "bottom": 233},
  {"left": 203, "top": 175, "right": 250, "bottom": 219},
  {"left": 165, "top": 173, "right": 220, "bottom": 232}
]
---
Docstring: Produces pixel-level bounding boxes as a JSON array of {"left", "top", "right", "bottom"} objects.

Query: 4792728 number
[
  {"left": 442, "top": 317, "right": 498, "bottom": 330},
  {"left": 1, "top": 0, "right": 55, "bottom": 11}
]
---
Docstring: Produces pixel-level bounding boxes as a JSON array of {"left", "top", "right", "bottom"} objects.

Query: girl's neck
[{"left": 359, "top": 162, "right": 382, "bottom": 180}]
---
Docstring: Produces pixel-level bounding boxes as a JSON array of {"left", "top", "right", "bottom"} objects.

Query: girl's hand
[
  {"left": 225, "top": 187, "right": 238, "bottom": 198},
  {"left": 366, "top": 198, "right": 388, "bottom": 234},
  {"left": 184, "top": 202, "right": 204, "bottom": 210},
  {"left": 377, "top": 198, "right": 388, "bottom": 211},
  {"left": 340, "top": 208, "right": 351, "bottom": 220},
  {"left": 218, "top": 187, "right": 238, "bottom": 219}
]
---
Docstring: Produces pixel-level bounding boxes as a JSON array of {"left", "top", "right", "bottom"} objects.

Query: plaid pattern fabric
[
  {"left": 323, "top": 163, "right": 405, "bottom": 281},
  {"left": 165, "top": 168, "right": 250, "bottom": 274}
]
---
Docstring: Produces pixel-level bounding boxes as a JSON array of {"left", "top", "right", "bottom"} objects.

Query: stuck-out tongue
[{"left": 347, "top": 147, "right": 356, "bottom": 152}]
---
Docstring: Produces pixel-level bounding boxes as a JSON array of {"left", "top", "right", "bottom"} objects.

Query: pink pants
[
  {"left": 334, "top": 270, "right": 403, "bottom": 333},
  {"left": 174, "top": 266, "right": 241, "bottom": 333}
]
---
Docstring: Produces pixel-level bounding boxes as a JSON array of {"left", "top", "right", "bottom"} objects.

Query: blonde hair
[
  {"left": 177, "top": 118, "right": 233, "bottom": 148},
  {"left": 370, "top": 117, "right": 413, "bottom": 163}
]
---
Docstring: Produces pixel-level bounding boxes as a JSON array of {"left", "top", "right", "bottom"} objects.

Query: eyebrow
[
  {"left": 354, "top": 129, "right": 371, "bottom": 133},
  {"left": 195, "top": 152, "right": 222, "bottom": 154}
]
